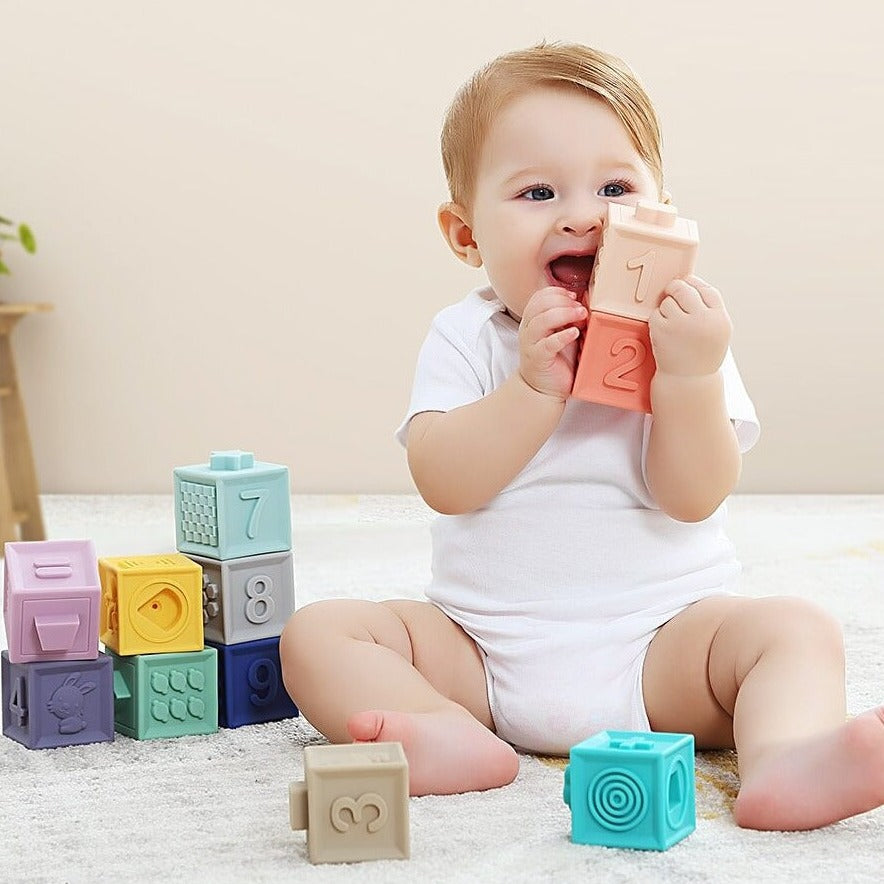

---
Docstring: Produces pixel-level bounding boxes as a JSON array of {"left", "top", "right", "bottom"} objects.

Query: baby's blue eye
[
  {"left": 522, "top": 186, "right": 555, "bottom": 201},
  {"left": 600, "top": 182, "right": 627, "bottom": 198}
]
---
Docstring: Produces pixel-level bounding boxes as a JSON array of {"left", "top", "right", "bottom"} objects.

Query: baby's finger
[
  {"left": 661, "top": 278, "right": 703, "bottom": 313},
  {"left": 684, "top": 275, "right": 724, "bottom": 309},
  {"left": 539, "top": 325, "right": 581, "bottom": 357},
  {"left": 523, "top": 302, "right": 586, "bottom": 344}
]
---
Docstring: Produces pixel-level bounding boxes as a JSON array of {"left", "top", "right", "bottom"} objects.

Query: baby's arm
[
  {"left": 645, "top": 275, "right": 742, "bottom": 522},
  {"left": 408, "top": 287, "right": 586, "bottom": 514}
]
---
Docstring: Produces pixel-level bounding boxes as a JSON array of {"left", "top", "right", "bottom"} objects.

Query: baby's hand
[
  {"left": 648, "top": 275, "right": 732, "bottom": 377},
  {"left": 518, "top": 286, "right": 587, "bottom": 400}
]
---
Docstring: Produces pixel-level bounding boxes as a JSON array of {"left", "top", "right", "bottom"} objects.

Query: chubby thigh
[{"left": 380, "top": 599, "right": 495, "bottom": 729}]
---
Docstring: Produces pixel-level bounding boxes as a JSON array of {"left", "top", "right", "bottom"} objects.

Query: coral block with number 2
[{"left": 572, "top": 311, "right": 656, "bottom": 413}]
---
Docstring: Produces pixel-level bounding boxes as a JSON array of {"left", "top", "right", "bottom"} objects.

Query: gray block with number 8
[{"left": 187, "top": 551, "right": 295, "bottom": 645}]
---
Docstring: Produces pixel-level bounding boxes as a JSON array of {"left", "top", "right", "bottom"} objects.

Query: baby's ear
[{"left": 438, "top": 202, "right": 482, "bottom": 268}]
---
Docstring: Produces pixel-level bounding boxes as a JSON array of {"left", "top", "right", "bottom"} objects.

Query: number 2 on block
[
  {"left": 603, "top": 338, "right": 648, "bottom": 391},
  {"left": 239, "top": 488, "right": 267, "bottom": 539}
]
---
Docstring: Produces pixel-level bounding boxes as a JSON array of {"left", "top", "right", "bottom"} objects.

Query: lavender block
[
  {"left": 3, "top": 540, "right": 101, "bottom": 664},
  {"left": 2, "top": 651, "right": 114, "bottom": 749}
]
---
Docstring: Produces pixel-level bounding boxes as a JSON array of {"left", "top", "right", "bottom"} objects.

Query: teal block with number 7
[{"left": 174, "top": 450, "right": 292, "bottom": 561}]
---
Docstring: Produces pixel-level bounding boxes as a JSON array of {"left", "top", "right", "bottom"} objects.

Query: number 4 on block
[{"left": 572, "top": 311, "right": 656, "bottom": 414}]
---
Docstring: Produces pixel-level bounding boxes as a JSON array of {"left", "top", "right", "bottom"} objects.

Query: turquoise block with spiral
[{"left": 563, "top": 731, "right": 696, "bottom": 851}]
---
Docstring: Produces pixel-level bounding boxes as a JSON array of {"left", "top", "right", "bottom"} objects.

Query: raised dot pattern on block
[
  {"left": 149, "top": 667, "right": 208, "bottom": 722},
  {"left": 202, "top": 575, "right": 220, "bottom": 624},
  {"left": 180, "top": 482, "right": 219, "bottom": 547}
]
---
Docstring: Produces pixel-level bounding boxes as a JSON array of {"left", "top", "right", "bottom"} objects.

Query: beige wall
[{"left": 1, "top": 1, "right": 882, "bottom": 493}]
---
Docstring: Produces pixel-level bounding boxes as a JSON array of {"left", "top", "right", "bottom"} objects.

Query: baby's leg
[
  {"left": 643, "top": 596, "right": 884, "bottom": 830},
  {"left": 279, "top": 599, "right": 518, "bottom": 796}
]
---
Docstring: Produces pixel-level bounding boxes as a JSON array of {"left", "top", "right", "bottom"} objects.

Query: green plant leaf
[
  {"left": 0, "top": 258, "right": 10, "bottom": 274},
  {"left": 18, "top": 224, "right": 36, "bottom": 253},
  {"left": 0, "top": 216, "right": 11, "bottom": 226}
]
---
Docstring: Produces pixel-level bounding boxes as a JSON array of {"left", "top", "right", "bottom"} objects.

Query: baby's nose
[{"left": 559, "top": 208, "right": 604, "bottom": 237}]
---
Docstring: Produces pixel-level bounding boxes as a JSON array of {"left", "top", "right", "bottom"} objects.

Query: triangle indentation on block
[{"left": 33, "top": 614, "right": 80, "bottom": 651}]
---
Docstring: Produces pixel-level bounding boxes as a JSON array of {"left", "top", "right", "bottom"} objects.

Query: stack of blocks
[
  {"left": 2, "top": 540, "right": 114, "bottom": 748},
  {"left": 99, "top": 549, "right": 219, "bottom": 740},
  {"left": 174, "top": 450, "right": 298, "bottom": 728},
  {"left": 572, "top": 200, "right": 699, "bottom": 413}
]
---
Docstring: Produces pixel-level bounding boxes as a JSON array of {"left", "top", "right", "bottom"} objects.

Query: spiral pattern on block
[{"left": 588, "top": 769, "right": 648, "bottom": 831}]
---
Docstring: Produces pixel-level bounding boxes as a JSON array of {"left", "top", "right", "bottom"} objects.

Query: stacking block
[
  {"left": 109, "top": 647, "right": 218, "bottom": 740},
  {"left": 572, "top": 311, "right": 656, "bottom": 413},
  {"left": 208, "top": 636, "right": 298, "bottom": 728},
  {"left": 2, "top": 650, "right": 114, "bottom": 749},
  {"left": 3, "top": 540, "right": 100, "bottom": 664},
  {"left": 190, "top": 550, "right": 295, "bottom": 645},
  {"left": 290, "top": 742, "right": 409, "bottom": 864},
  {"left": 563, "top": 731, "right": 695, "bottom": 851},
  {"left": 174, "top": 450, "right": 292, "bottom": 561},
  {"left": 588, "top": 200, "right": 699, "bottom": 322},
  {"left": 98, "top": 554, "right": 203, "bottom": 656}
]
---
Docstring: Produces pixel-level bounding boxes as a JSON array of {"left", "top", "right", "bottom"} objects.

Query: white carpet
[{"left": 1, "top": 494, "right": 882, "bottom": 883}]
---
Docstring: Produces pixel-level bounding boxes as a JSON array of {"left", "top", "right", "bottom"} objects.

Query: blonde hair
[{"left": 441, "top": 42, "right": 665, "bottom": 208}]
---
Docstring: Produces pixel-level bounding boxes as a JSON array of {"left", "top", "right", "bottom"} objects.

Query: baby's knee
[
  {"left": 281, "top": 600, "right": 348, "bottom": 662},
  {"left": 280, "top": 599, "right": 384, "bottom": 670},
  {"left": 758, "top": 596, "right": 844, "bottom": 656}
]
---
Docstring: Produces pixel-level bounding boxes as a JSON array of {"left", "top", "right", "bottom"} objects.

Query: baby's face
[{"left": 469, "top": 86, "right": 660, "bottom": 319}]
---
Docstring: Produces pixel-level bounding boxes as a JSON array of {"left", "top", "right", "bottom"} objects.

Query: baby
[{"left": 281, "top": 42, "right": 884, "bottom": 831}]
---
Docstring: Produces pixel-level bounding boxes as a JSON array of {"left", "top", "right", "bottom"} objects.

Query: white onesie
[{"left": 396, "top": 286, "right": 760, "bottom": 755}]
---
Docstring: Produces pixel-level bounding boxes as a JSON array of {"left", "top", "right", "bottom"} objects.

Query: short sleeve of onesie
[{"left": 394, "top": 289, "right": 505, "bottom": 446}]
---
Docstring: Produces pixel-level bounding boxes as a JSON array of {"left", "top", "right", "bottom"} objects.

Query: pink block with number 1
[
  {"left": 588, "top": 200, "right": 699, "bottom": 322},
  {"left": 3, "top": 540, "right": 101, "bottom": 663}
]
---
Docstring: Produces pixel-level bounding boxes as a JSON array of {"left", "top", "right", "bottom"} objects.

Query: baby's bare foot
[
  {"left": 347, "top": 706, "right": 519, "bottom": 796},
  {"left": 735, "top": 706, "right": 884, "bottom": 830}
]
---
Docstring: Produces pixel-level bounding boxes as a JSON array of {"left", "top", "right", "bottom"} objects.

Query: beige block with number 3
[{"left": 289, "top": 742, "right": 410, "bottom": 864}]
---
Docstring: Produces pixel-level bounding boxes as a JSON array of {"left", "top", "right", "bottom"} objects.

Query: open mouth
[{"left": 547, "top": 253, "right": 596, "bottom": 296}]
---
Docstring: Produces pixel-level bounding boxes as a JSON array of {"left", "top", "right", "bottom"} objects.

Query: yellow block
[{"left": 99, "top": 554, "right": 203, "bottom": 655}]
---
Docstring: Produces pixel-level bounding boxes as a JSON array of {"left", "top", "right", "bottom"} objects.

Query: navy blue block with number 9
[{"left": 207, "top": 637, "right": 298, "bottom": 728}]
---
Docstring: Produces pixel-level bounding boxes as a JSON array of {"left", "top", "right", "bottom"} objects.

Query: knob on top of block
[
  {"left": 634, "top": 200, "right": 678, "bottom": 227},
  {"left": 209, "top": 450, "right": 255, "bottom": 471}
]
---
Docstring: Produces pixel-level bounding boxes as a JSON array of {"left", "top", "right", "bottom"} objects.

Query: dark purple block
[
  {"left": 207, "top": 637, "right": 298, "bottom": 728},
  {"left": 2, "top": 650, "right": 114, "bottom": 749}
]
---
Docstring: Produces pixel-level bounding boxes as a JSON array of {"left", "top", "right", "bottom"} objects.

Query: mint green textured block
[
  {"left": 174, "top": 450, "right": 292, "bottom": 561},
  {"left": 109, "top": 648, "right": 218, "bottom": 740},
  {"left": 563, "top": 731, "right": 695, "bottom": 851}
]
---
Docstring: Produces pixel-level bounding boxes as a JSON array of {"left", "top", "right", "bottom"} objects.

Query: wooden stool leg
[
  {"left": 0, "top": 437, "right": 18, "bottom": 546},
  {"left": 0, "top": 332, "right": 46, "bottom": 543}
]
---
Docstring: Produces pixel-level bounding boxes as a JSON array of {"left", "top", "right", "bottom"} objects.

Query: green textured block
[{"left": 109, "top": 647, "right": 218, "bottom": 740}]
